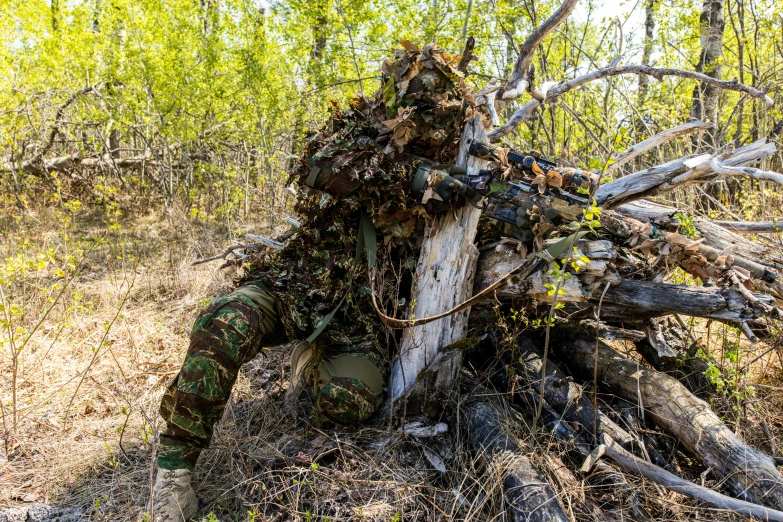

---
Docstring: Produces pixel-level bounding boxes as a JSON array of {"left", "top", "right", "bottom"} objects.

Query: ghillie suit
[{"left": 157, "top": 42, "right": 486, "bottom": 474}]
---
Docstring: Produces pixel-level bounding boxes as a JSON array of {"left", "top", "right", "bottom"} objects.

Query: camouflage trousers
[{"left": 157, "top": 284, "right": 386, "bottom": 471}]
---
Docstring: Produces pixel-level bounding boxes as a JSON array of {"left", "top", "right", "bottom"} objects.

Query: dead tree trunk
[
  {"left": 462, "top": 399, "right": 570, "bottom": 522},
  {"left": 389, "top": 115, "right": 489, "bottom": 413},
  {"left": 557, "top": 337, "right": 783, "bottom": 510}
]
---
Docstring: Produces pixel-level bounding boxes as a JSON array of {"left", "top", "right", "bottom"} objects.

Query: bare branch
[
  {"left": 191, "top": 243, "right": 259, "bottom": 266},
  {"left": 710, "top": 156, "right": 783, "bottom": 186},
  {"left": 606, "top": 121, "right": 713, "bottom": 174},
  {"left": 500, "top": 0, "right": 578, "bottom": 100},
  {"left": 715, "top": 221, "right": 783, "bottom": 233},
  {"left": 595, "top": 436, "right": 783, "bottom": 522},
  {"left": 490, "top": 64, "right": 773, "bottom": 142},
  {"left": 33, "top": 84, "right": 102, "bottom": 164},
  {"left": 547, "top": 64, "right": 774, "bottom": 104},
  {"left": 487, "top": 99, "right": 544, "bottom": 141},
  {"left": 595, "top": 139, "right": 777, "bottom": 208}
]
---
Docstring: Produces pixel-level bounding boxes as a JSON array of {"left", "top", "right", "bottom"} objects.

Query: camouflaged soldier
[{"left": 152, "top": 42, "right": 488, "bottom": 521}]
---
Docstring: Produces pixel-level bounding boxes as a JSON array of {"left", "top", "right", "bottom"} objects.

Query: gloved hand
[{"left": 412, "top": 164, "right": 485, "bottom": 214}]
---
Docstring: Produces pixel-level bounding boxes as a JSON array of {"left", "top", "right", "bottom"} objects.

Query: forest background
[{"left": 1, "top": 0, "right": 783, "bottom": 520}]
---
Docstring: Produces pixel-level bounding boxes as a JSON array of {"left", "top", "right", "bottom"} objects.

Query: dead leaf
[
  {"left": 546, "top": 170, "right": 563, "bottom": 188},
  {"left": 399, "top": 39, "right": 420, "bottom": 53},
  {"left": 531, "top": 173, "right": 547, "bottom": 194}
]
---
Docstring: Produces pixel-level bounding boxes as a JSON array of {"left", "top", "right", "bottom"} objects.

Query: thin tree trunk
[
  {"left": 690, "top": 0, "right": 726, "bottom": 145},
  {"left": 638, "top": 0, "right": 656, "bottom": 105},
  {"left": 51, "top": 0, "right": 61, "bottom": 32}
]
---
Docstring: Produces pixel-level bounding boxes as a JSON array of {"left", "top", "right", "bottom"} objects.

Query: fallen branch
[
  {"left": 605, "top": 121, "right": 713, "bottom": 174},
  {"left": 589, "top": 435, "right": 783, "bottom": 522},
  {"left": 710, "top": 156, "right": 783, "bottom": 186},
  {"left": 475, "top": 247, "right": 779, "bottom": 326},
  {"left": 462, "top": 398, "right": 570, "bottom": 522},
  {"left": 616, "top": 199, "right": 783, "bottom": 272},
  {"left": 596, "top": 139, "right": 776, "bottom": 208},
  {"left": 514, "top": 335, "right": 637, "bottom": 449},
  {"left": 558, "top": 338, "right": 783, "bottom": 510},
  {"left": 715, "top": 220, "right": 783, "bottom": 233}
]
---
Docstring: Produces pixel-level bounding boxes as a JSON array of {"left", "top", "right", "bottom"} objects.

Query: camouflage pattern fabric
[
  {"left": 240, "top": 43, "right": 483, "bottom": 357},
  {"left": 158, "top": 284, "right": 386, "bottom": 470},
  {"left": 158, "top": 42, "right": 487, "bottom": 471}
]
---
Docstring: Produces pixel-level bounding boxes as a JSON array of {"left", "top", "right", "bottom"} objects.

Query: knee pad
[{"left": 315, "top": 354, "right": 384, "bottom": 424}]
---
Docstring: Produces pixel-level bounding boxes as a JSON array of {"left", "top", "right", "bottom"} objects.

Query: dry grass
[{"left": 1, "top": 199, "right": 783, "bottom": 522}]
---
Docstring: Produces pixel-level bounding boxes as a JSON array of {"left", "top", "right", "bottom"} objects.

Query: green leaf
[{"left": 382, "top": 77, "right": 396, "bottom": 107}]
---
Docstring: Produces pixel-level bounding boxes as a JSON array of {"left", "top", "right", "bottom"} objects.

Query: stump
[{"left": 389, "top": 114, "right": 489, "bottom": 414}]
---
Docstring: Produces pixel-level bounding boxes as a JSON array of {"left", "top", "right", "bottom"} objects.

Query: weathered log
[
  {"left": 462, "top": 398, "right": 570, "bottom": 522},
  {"left": 522, "top": 392, "right": 652, "bottom": 520},
  {"left": 714, "top": 220, "right": 783, "bottom": 233},
  {"left": 557, "top": 337, "right": 783, "bottom": 510},
  {"left": 577, "top": 320, "right": 646, "bottom": 342},
  {"left": 389, "top": 115, "right": 488, "bottom": 410},
  {"left": 513, "top": 335, "right": 636, "bottom": 449},
  {"left": 590, "top": 435, "right": 783, "bottom": 522},
  {"left": 633, "top": 320, "right": 715, "bottom": 398},
  {"left": 474, "top": 245, "right": 777, "bottom": 324},
  {"left": 592, "top": 279, "right": 776, "bottom": 323},
  {"left": 596, "top": 139, "right": 776, "bottom": 208},
  {"left": 618, "top": 199, "right": 783, "bottom": 271}
]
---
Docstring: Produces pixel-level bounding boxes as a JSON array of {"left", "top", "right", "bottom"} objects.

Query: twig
[
  {"left": 191, "top": 243, "right": 262, "bottom": 265},
  {"left": 62, "top": 271, "right": 136, "bottom": 425}
]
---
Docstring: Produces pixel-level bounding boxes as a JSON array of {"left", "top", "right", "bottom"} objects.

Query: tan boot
[
  {"left": 153, "top": 468, "right": 198, "bottom": 522},
  {"left": 285, "top": 341, "right": 314, "bottom": 408}
]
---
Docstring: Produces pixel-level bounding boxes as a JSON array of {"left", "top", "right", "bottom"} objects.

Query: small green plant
[{"left": 673, "top": 212, "right": 699, "bottom": 239}]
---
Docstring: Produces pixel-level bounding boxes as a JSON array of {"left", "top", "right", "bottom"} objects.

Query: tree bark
[
  {"left": 638, "top": 0, "right": 657, "bottom": 105},
  {"left": 513, "top": 335, "right": 637, "bottom": 449},
  {"left": 557, "top": 337, "right": 783, "bottom": 510},
  {"left": 462, "top": 399, "right": 570, "bottom": 522},
  {"left": 690, "top": 0, "right": 726, "bottom": 142},
  {"left": 389, "top": 115, "right": 488, "bottom": 413}
]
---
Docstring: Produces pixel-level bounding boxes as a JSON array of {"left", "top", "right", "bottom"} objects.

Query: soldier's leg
[
  {"left": 157, "top": 284, "right": 284, "bottom": 471},
  {"left": 292, "top": 337, "right": 386, "bottom": 424}
]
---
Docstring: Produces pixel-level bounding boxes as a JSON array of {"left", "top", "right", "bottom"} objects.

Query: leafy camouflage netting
[{"left": 241, "top": 41, "right": 486, "bottom": 354}]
